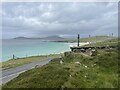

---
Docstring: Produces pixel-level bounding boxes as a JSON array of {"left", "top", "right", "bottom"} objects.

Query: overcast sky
[{"left": 2, "top": 2, "right": 118, "bottom": 39}]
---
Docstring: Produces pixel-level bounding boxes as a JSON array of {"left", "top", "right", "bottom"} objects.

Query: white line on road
[{"left": 0, "top": 70, "right": 27, "bottom": 80}]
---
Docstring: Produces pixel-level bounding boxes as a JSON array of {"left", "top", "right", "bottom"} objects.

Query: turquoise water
[{"left": 2, "top": 39, "right": 73, "bottom": 61}]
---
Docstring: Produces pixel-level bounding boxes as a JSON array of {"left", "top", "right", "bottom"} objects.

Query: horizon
[{"left": 2, "top": 34, "right": 118, "bottom": 40}]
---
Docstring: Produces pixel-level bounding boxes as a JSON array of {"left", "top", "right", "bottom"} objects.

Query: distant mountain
[
  {"left": 13, "top": 37, "right": 29, "bottom": 39},
  {"left": 13, "top": 36, "right": 65, "bottom": 41},
  {"left": 41, "top": 36, "right": 65, "bottom": 41}
]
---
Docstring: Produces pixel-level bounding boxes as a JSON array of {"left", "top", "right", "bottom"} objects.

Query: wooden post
[
  {"left": 77, "top": 34, "right": 80, "bottom": 47},
  {"left": 26, "top": 54, "right": 27, "bottom": 57},
  {"left": 13, "top": 54, "right": 15, "bottom": 59},
  {"left": 89, "top": 35, "right": 91, "bottom": 45},
  {"left": 112, "top": 33, "right": 113, "bottom": 37},
  {"left": 89, "top": 35, "right": 91, "bottom": 38}
]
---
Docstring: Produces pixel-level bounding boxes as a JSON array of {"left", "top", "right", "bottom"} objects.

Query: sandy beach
[{"left": 69, "top": 42, "right": 89, "bottom": 47}]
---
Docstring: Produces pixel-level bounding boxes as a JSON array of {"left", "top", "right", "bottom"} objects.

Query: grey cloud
[{"left": 2, "top": 2, "right": 118, "bottom": 39}]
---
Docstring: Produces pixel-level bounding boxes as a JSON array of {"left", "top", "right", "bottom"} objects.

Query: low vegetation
[
  {"left": 80, "top": 36, "right": 116, "bottom": 42},
  {"left": 2, "top": 54, "right": 59, "bottom": 70},
  {"left": 84, "top": 38, "right": 118, "bottom": 47}
]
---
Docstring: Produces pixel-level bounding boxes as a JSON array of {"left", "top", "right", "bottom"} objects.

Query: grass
[
  {"left": 82, "top": 38, "right": 118, "bottom": 47},
  {"left": 2, "top": 48, "right": 118, "bottom": 88},
  {"left": 80, "top": 36, "right": 116, "bottom": 42},
  {"left": 63, "top": 50, "right": 118, "bottom": 88},
  {"left": 1, "top": 54, "right": 60, "bottom": 70}
]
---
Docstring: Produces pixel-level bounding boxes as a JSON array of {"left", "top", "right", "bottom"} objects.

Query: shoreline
[
  {"left": 68, "top": 42, "right": 89, "bottom": 47},
  {"left": 2, "top": 53, "right": 61, "bottom": 62},
  {"left": 2, "top": 54, "right": 60, "bottom": 70}
]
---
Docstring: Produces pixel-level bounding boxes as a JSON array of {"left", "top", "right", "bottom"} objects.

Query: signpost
[{"left": 77, "top": 34, "right": 80, "bottom": 47}]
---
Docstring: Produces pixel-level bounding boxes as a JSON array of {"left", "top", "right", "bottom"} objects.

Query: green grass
[
  {"left": 82, "top": 38, "right": 118, "bottom": 47},
  {"left": 80, "top": 36, "right": 116, "bottom": 42},
  {"left": 1, "top": 54, "right": 60, "bottom": 70},
  {"left": 2, "top": 48, "right": 118, "bottom": 88},
  {"left": 74, "top": 36, "right": 115, "bottom": 42},
  {"left": 63, "top": 50, "right": 118, "bottom": 88}
]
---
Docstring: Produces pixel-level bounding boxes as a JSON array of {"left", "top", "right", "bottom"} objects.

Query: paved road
[{"left": 0, "top": 56, "right": 60, "bottom": 84}]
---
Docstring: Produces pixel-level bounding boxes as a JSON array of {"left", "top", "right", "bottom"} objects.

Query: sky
[{"left": 2, "top": 2, "right": 118, "bottom": 39}]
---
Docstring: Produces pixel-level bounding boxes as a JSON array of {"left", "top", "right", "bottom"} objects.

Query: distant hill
[
  {"left": 13, "top": 37, "right": 29, "bottom": 39},
  {"left": 13, "top": 36, "right": 65, "bottom": 41},
  {"left": 41, "top": 36, "right": 65, "bottom": 41},
  {"left": 80, "top": 36, "right": 116, "bottom": 42}
]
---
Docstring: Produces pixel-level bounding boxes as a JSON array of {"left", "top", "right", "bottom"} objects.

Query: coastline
[
  {"left": 68, "top": 42, "right": 89, "bottom": 47},
  {"left": 2, "top": 54, "right": 60, "bottom": 70}
]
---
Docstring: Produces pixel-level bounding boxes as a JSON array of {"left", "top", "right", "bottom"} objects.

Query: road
[{"left": 0, "top": 56, "right": 60, "bottom": 84}]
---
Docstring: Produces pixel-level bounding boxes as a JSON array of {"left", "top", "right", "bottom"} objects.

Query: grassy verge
[
  {"left": 1, "top": 54, "right": 60, "bottom": 70},
  {"left": 80, "top": 36, "right": 116, "bottom": 42},
  {"left": 84, "top": 38, "right": 118, "bottom": 47},
  {"left": 2, "top": 48, "right": 118, "bottom": 88}
]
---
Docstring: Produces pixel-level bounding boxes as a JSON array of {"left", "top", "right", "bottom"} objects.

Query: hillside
[
  {"left": 83, "top": 38, "right": 118, "bottom": 47},
  {"left": 41, "top": 36, "right": 65, "bottom": 41},
  {"left": 80, "top": 36, "right": 116, "bottom": 42},
  {"left": 13, "top": 37, "right": 29, "bottom": 39}
]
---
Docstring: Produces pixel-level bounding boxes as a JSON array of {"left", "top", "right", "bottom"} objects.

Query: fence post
[
  {"left": 77, "top": 34, "right": 80, "bottom": 47},
  {"left": 13, "top": 54, "right": 15, "bottom": 59}
]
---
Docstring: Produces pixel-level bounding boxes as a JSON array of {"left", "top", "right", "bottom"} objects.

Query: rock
[
  {"left": 64, "top": 51, "right": 72, "bottom": 57},
  {"left": 60, "top": 60, "right": 63, "bottom": 64},
  {"left": 75, "top": 61, "right": 81, "bottom": 65},
  {"left": 83, "top": 65, "right": 87, "bottom": 68},
  {"left": 35, "top": 64, "right": 39, "bottom": 68}
]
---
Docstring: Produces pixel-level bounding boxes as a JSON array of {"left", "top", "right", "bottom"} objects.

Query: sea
[{"left": 2, "top": 39, "right": 77, "bottom": 62}]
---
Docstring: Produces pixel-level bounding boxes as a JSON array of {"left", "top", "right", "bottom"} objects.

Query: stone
[
  {"left": 75, "top": 61, "right": 81, "bottom": 65},
  {"left": 60, "top": 60, "right": 63, "bottom": 64}
]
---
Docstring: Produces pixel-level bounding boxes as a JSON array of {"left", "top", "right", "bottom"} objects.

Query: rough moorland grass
[
  {"left": 2, "top": 48, "right": 118, "bottom": 88},
  {"left": 2, "top": 54, "right": 59, "bottom": 70},
  {"left": 77, "top": 36, "right": 115, "bottom": 42},
  {"left": 84, "top": 38, "right": 118, "bottom": 47},
  {"left": 63, "top": 50, "right": 118, "bottom": 88},
  {"left": 80, "top": 36, "right": 116, "bottom": 42}
]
